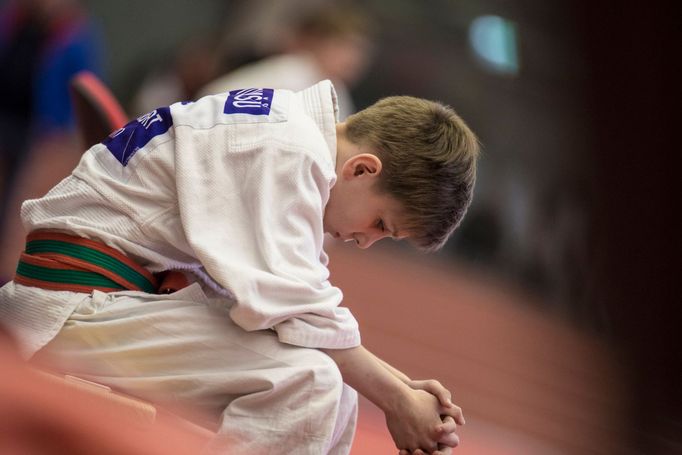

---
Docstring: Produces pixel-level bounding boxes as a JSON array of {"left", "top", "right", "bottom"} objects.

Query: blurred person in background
[
  {"left": 0, "top": 0, "right": 104, "bottom": 282},
  {"left": 198, "top": 0, "right": 373, "bottom": 119},
  {"left": 130, "top": 32, "right": 221, "bottom": 116}
]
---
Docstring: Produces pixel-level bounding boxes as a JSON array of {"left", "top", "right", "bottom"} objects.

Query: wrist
[
  {"left": 323, "top": 345, "right": 414, "bottom": 414},
  {"left": 379, "top": 379, "right": 414, "bottom": 415}
]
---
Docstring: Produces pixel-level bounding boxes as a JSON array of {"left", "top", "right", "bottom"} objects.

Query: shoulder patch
[
  {"left": 103, "top": 107, "right": 173, "bottom": 166},
  {"left": 224, "top": 88, "right": 274, "bottom": 116}
]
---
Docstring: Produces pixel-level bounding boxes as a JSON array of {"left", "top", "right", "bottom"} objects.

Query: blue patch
[
  {"left": 224, "top": 88, "right": 274, "bottom": 115},
  {"left": 102, "top": 107, "right": 173, "bottom": 166}
]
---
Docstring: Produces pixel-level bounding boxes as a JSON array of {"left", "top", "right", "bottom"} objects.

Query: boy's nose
[
  {"left": 356, "top": 237, "right": 374, "bottom": 249},
  {"left": 356, "top": 231, "right": 389, "bottom": 249}
]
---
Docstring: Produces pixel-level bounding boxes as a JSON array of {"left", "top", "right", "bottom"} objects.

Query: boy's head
[{"left": 325, "top": 96, "right": 479, "bottom": 252}]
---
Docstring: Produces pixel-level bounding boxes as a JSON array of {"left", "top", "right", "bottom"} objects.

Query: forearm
[
  {"left": 324, "top": 345, "right": 464, "bottom": 451},
  {"left": 322, "top": 344, "right": 411, "bottom": 413},
  {"left": 368, "top": 350, "right": 412, "bottom": 384}
]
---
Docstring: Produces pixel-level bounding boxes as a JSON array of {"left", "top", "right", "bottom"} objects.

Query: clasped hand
[{"left": 385, "top": 379, "right": 464, "bottom": 455}]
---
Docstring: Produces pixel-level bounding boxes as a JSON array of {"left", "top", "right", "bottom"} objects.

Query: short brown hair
[{"left": 345, "top": 96, "right": 480, "bottom": 252}]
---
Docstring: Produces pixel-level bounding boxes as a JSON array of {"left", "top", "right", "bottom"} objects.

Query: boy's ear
[{"left": 342, "top": 153, "right": 383, "bottom": 180}]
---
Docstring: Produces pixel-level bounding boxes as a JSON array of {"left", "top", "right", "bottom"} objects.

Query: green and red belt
[{"left": 15, "top": 231, "right": 162, "bottom": 294}]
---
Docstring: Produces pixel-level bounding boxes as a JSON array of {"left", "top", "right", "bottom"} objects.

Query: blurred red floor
[{"left": 328, "top": 241, "right": 630, "bottom": 455}]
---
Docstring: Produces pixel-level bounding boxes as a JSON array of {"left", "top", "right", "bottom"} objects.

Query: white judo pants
[{"left": 31, "top": 284, "right": 358, "bottom": 454}]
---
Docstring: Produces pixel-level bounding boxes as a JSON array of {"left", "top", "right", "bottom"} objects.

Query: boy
[{"left": 0, "top": 80, "right": 478, "bottom": 454}]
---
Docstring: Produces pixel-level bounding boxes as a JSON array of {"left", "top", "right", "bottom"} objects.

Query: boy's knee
[
  {"left": 314, "top": 349, "right": 343, "bottom": 385},
  {"left": 300, "top": 348, "right": 344, "bottom": 396}
]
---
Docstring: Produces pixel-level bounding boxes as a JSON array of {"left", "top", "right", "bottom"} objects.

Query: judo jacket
[{"left": 1, "top": 80, "right": 361, "bottom": 355}]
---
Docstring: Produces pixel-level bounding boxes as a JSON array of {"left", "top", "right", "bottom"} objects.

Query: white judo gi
[{"left": 0, "top": 80, "right": 360, "bottom": 454}]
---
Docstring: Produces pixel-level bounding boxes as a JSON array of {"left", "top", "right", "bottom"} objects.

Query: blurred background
[{"left": 0, "top": 0, "right": 678, "bottom": 453}]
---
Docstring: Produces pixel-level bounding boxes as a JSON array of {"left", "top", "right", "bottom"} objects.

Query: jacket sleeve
[{"left": 174, "top": 125, "right": 360, "bottom": 349}]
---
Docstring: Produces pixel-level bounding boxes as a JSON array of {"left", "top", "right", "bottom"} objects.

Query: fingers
[
  {"left": 409, "top": 378, "right": 464, "bottom": 425},
  {"left": 399, "top": 448, "right": 432, "bottom": 455},
  {"left": 415, "top": 379, "right": 453, "bottom": 408},
  {"left": 435, "top": 417, "right": 461, "bottom": 448},
  {"left": 436, "top": 416, "right": 457, "bottom": 435},
  {"left": 400, "top": 445, "right": 455, "bottom": 455},
  {"left": 436, "top": 430, "right": 460, "bottom": 447},
  {"left": 440, "top": 403, "right": 465, "bottom": 425},
  {"left": 399, "top": 440, "right": 440, "bottom": 455},
  {"left": 434, "top": 443, "right": 454, "bottom": 455},
  {"left": 430, "top": 380, "right": 452, "bottom": 407}
]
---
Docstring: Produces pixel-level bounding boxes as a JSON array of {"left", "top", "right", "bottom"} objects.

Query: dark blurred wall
[
  {"left": 85, "top": 0, "right": 229, "bottom": 105},
  {"left": 581, "top": 1, "right": 680, "bottom": 452},
  {"left": 352, "top": 1, "right": 680, "bottom": 451}
]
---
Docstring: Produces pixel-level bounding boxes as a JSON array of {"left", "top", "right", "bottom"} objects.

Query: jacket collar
[{"left": 294, "top": 80, "right": 339, "bottom": 165}]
